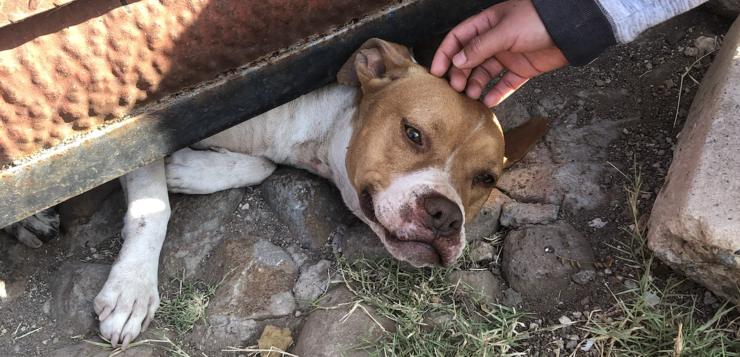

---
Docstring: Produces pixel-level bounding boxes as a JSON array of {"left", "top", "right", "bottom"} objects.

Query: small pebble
[
  {"left": 559, "top": 316, "right": 573, "bottom": 325},
  {"left": 572, "top": 311, "right": 583, "bottom": 319},
  {"left": 604, "top": 268, "right": 612, "bottom": 275}
]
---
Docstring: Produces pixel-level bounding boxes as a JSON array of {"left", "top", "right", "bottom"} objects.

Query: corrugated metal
[
  {"left": 0, "top": 0, "right": 79, "bottom": 28},
  {"left": 0, "top": 0, "right": 395, "bottom": 165}
]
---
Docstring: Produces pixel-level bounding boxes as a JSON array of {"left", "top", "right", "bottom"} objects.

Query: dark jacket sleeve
[{"left": 532, "top": 0, "right": 617, "bottom": 66}]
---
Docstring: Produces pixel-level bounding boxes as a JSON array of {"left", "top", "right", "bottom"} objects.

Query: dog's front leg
[{"left": 94, "top": 159, "right": 170, "bottom": 349}]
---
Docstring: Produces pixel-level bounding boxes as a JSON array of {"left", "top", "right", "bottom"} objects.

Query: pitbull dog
[{"left": 5, "top": 38, "right": 547, "bottom": 348}]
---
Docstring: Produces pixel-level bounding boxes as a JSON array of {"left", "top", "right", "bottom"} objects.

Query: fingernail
[{"left": 452, "top": 51, "right": 466, "bottom": 67}]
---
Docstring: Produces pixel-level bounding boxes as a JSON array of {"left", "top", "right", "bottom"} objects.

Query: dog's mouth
[{"left": 360, "top": 189, "right": 446, "bottom": 267}]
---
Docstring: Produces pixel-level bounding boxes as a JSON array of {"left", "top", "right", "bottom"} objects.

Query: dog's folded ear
[
  {"left": 503, "top": 116, "right": 549, "bottom": 168},
  {"left": 337, "top": 38, "right": 414, "bottom": 89}
]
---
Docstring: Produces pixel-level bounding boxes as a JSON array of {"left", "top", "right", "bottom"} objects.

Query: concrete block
[{"left": 648, "top": 16, "right": 740, "bottom": 305}]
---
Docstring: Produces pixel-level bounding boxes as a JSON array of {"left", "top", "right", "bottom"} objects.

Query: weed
[
  {"left": 157, "top": 269, "right": 232, "bottom": 335},
  {"left": 336, "top": 257, "right": 528, "bottom": 356},
  {"left": 581, "top": 165, "right": 740, "bottom": 356}
]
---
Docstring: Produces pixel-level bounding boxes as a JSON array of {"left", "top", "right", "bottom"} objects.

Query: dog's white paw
[
  {"left": 94, "top": 265, "right": 159, "bottom": 350},
  {"left": 3, "top": 208, "right": 60, "bottom": 248},
  {"left": 165, "top": 147, "right": 276, "bottom": 194}
]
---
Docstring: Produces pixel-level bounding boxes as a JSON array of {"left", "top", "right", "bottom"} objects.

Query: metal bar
[{"left": 0, "top": 0, "right": 503, "bottom": 227}]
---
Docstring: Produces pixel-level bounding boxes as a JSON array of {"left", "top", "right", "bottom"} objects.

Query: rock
[
  {"left": 208, "top": 238, "right": 297, "bottom": 320},
  {"left": 48, "top": 342, "right": 156, "bottom": 357},
  {"left": 566, "top": 340, "right": 578, "bottom": 350},
  {"left": 571, "top": 270, "right": 596, "bottom": 285},
  {"left": 49, "top": 261, "right": 110, "bottom": 336},
  {"left": 258, "top": 325, "right": 293, "bottom": 357},
  {"left": 502, "top": 221, "right": 596, "bottom": 310},
  {"left": 502, "top": 288, "right": 523, "bottom": 307},
  {"left": 684, "top": 46, "right": 699, "bottom": 57},
  {"left": 469, "top": 241, "right": 495, "bottom": 262},
  {"left": 492, "top": 98, "right": 532, "bottom": 132},
  {"left": 707, "top": 0, "right": 740, "bottom": 18},
  {"left": 558, "top": 316, "right": 573, "bottom": 325},
  {"left": 465, "top": 189, "right": 511, "bottom": 241},
  {"left": 159, "top": 188, "right": 245, "bottom": 279},
  {"left": 648, "top": 18, "right": 740, "bottom": 308},
  {"left": 445, "top": 270, "right": 503, "bottom": 305},
  {"left": 202, "top": 237, "right": 297, "bottom": 346},
  {"left": 58, "top": 180, "right": 121, "bottom": 233},
  {"left": 595, "top": 79, "right": 605, "bottom": 87},
  {"left": 703, "top": 291, "right": 719, "bottom": 306},
  {"left": 498, "top": 163, "right": 611, "bottom": 212},
  {"left": 61, "top": 186, "right": 126, "bottom": 254},
  {"left": 293, "top": 259, "right": 332, "bottom": 306},
  {"left": 694, "top": 36, "right": 718, "bottom": 55},
  {"left": 292, "top": 286, "right": 395, "bottom": 357},
  {"left": 624, "top": 280, "right": 639, "bottom": 290},
  {"left": 286, "top": 245, "right": 309, "bottom": 268},
  {"left": 588, "top": 218, "right": 608, "bottom": 228},
  {"left": 499, "top": 202, "right": 559, "bottom": 228},
  {"left": 259, "top": 167, "right": 356, "bottom": 249},
  {"left": 341, "top": 222, "right": 392, "bottom": 263}
]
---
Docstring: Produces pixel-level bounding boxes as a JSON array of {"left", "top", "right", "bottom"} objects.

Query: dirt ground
[{"left": 0, "top": 5, "right": 736, "bottom": 356}]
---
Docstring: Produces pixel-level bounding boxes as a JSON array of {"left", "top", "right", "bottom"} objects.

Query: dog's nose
[{"left": 424, "top": 196, "right": 462, "bottom": 236}]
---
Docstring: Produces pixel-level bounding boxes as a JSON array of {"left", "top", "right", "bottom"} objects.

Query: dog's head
[{"left": 338, "top": 39, "right": 546, "bottom": 268}]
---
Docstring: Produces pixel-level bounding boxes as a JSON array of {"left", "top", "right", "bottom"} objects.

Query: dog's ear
[
  {"left": 503, "top": 117, "right": 549, "bottom": 168},
  {"left": 337, "top": 38, "right": 413, "bottom": 89}
]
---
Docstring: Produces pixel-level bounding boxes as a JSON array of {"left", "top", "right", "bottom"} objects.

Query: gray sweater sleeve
[{"left": 532, "top": 0, "right": 708, "bottom": 66}]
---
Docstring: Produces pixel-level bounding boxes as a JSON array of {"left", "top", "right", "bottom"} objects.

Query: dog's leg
[
  {"left": 94, "top": 159, "right": 170, "bottom": 349},
  {"left": 3, "top": 208, "right": 60, "bottom": 248},
  {"left": 165, "top": 147, "right": 276, "bottom": 194}
]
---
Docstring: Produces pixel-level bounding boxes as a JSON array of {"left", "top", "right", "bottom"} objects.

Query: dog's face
[{"left": 338, "top": 39, "right": 513, "bottom": 268}]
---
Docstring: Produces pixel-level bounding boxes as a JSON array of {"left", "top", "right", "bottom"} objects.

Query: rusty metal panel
[
  {"left": 0, "top": 0, "right": 396, "bottom": 165},
  {"left": 0, "top": 0, "right": 503, "bottom": 228},
  {"left": 0, "top": 0, "right": 79, "bottom": 28}
]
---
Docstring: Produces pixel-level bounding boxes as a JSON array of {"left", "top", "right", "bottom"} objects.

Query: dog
[{"left": 4, "top": 38, "right": 547, "bottom": 348}]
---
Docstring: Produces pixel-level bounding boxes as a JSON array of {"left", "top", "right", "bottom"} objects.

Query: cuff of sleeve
[{"left": 532, "top": 0, "right": 617, "bottom": 66}]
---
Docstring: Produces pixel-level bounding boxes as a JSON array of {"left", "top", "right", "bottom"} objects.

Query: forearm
[
  {"left": 597, "top": 0, "right": 708, "bottom": 43},
  {"left": 532, "top": 0, "right": 708, "bottom": 66}
]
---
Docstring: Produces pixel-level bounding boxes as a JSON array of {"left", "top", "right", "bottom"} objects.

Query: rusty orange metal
[
  {"left": 0, "top": 0, "right": 394, "bottom": 165},
  {"left": 0, "top": 0, "right": 79, "bottom": 28}
]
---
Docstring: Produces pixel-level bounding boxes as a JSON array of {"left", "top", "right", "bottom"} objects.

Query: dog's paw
[
  {"left": 165, "top": 147, "right": 276, "bottom": 194},
  {"left": 3, "top": 208, "right": 60, "bottom": 248},
  {"left": 94, "top": 266, "right": 159, "bottom": 350}
]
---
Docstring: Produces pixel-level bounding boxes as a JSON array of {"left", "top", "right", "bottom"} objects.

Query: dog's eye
[
  {"left": 475, "top": 174, "right": 495, "bottom": 184},
  {"left": 404, "top": 124, "right": 422, "bottom": 145}
]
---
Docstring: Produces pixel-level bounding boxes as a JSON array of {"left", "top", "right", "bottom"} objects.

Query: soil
[{"left": 0, "top": 5, "right": 736, "bottom": 357}]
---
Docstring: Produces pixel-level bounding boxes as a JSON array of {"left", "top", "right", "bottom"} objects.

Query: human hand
[{"left": 431, "top": 0, "right": 569, "bottom": 107}]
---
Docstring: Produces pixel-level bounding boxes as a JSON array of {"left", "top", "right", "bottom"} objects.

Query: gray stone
[
  {"left": 571, "top": 270, "right": 596, "bottom": 285},
  {"left": 499, "top": 202, "right": 559, "bottom": 228},
  {"left": 502, "top": 288, "right": 523, "bottom": 307},
  {"left": 50, "top": 261, "right": 110, "bottom": 336},
  {"left": 292, "top": 286, "right": 395, "bottom": 357},
  {"left": 61, "top": 186, "right": 126, "bottom": 254},
  {"left": 445, "top": 270, "right": 502, "bottom": 305},
  {"left": 502, "top": 221, "right": 595, "bottom": 310},
  {"left": 341, "top": 222, "right": 392, "bottom": 263},
  {"left": 294, "top": 259, "right": 333, "bottom": 306},
  {"left": 469, "top": 241, "right": 495, "bottom": 262},
  {"left": 492, "top": 97, "right": 532, "bottom": 132},
  {"left": 286, "top": 245, "right": 309, "bottom": 268},
  {"left": 466, "top": 189, "right": 511, "bottom": 242},
  {"left": 497, "top": 163, "right": 609, "bottom": 212},
  {"left": 159, "top": 188, "right": 245, "bottom": 279},
  {"left": 707, "top": 0, "right": 740, "bottom": 18},
  {"left": 206, "top": 237, "right": 297, "bottom": 343},
  {"left": 648, "top": 18, "right": 740, "bottom": 307},
  {"left": 259, "top": 167, "right": 356, "bottom": 249}
]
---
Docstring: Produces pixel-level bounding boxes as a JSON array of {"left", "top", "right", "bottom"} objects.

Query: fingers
[
  {"left": 483, "top": 70, "right": 529, "bottom": 107},
  {"left": 431, "top": 5, "right": 504, "bottom": 77},
  {"left": 465, "top": 57, "right": 506, "bottom": 99}
]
